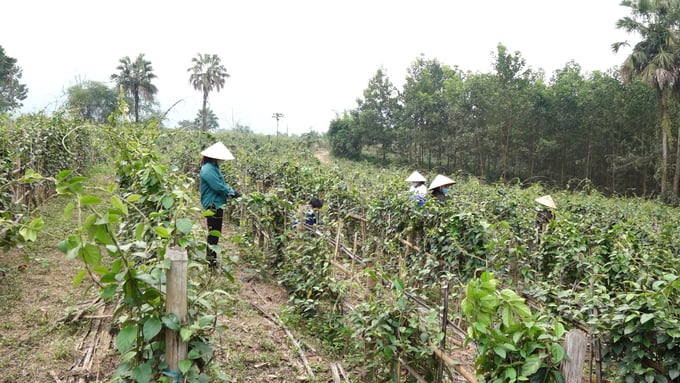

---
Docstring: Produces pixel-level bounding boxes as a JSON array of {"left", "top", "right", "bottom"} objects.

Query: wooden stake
[
  {"left": 165, "top": 248, "right": 188, "bottom": 373},
  {"left": 561, "top": 329, "right": 587, "bottom": 383}
]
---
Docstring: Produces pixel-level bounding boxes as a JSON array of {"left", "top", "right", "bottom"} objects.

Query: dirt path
[
  {"left": 216, "top": 227, "right": 334, "bottom": 382},
  {"left": 314, "top": 146, "right": 330, "bottom": 164}
]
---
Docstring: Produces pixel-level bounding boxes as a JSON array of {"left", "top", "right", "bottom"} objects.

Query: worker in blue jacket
[{"left": 199, "top": 141, "right": 240, "bottom": 268}]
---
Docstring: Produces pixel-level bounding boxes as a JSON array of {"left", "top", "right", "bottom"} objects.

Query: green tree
[
  {"left": 460, "top": 72, "right": 497, "bottom": 179},
  {"left": 355, "top": 68, "right": 399, "bottom": 161},
  {"left": 232, "top": 122, "right": 253, "bottom": 134},
  {"left": 110, "top": 54, "right": 158, "bottom": 123},
  {"left": 400, "top": 55, "right": 450, "bottom": 167},
  {"left": 0, "top": 46, "right": 28, "bottom": 113},
  {"left": 613, "top": 0, "right": 680, "bottom": 196},
  {"left": 188, "top": 53, "right": 230, "bottom": 131},
  {"left": 64, "top": 80, "right": 117, "bottom": 123},
  {"left": 194, "top": 107, "right": 219, "bottom": 131},
  {"left": 492, "top": 44, "right": 537, "bottom": 180},
  {"left": 327, "top": 113, "right": 361, "bottom": 158}
]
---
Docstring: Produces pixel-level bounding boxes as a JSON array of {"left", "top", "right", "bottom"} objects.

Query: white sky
[{"left": 2, "top": 0, "right": 635, "bottom": 136}]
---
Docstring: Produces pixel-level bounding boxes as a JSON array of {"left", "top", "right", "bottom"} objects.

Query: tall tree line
[{"left": 329, "top": 47, "right": 662, "bottom": 197}]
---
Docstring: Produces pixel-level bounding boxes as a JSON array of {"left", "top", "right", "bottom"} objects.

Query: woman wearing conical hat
[
  {"left": 428, "top": 174, "right": 456, "bottom": 203},
  {"left": 406, "top": 171, "right": 427, "bottom": 206},
  {"left": 199, "top": 142, "right": 239, "bottom": 269},
  {"left": 534, "top": 195, "right": 556, "bottom": 242}
]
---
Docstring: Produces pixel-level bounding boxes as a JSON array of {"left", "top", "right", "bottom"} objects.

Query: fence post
[
  {"left": 165, "top": 247, "right": 188, "bottom": 373},
  {"left": 561, "top": 329, "right": 587, "bottom": 383}
]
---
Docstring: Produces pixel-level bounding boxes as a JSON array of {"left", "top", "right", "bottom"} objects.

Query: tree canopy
[
  {"left": 64, "top": 80, "right": 117, "bottom": 123},
  {"left": 0, "top": 46, "right": 28, "bottom": 113},
  {"left": 110, "top": 54, "right": 158, "bottom": 123}
]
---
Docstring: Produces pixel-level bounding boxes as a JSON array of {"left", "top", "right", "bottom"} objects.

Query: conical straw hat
[
  {"left": 200, "top": 141, "right": 234, "bottom": 160},
  {"left": 405, "top": 171, "right": 426, "bottom": 183},
  {"left": 428, "top": 174, "right": 455, "bottom": 190},
  {"left": 534, "top": 195, "right": 556, "bottom": 209}
]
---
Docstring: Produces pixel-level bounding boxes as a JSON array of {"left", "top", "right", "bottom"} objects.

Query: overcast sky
[{"left": 2, "top": 0, "right": 635, "bottom": 136}]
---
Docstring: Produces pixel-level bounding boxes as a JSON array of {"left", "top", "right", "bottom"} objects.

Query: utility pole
[{"left": 272, "top": 112, "right": 284, "bottom": 141}]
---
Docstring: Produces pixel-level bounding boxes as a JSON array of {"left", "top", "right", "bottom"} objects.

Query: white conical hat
[
  {"left": 405, "top": 171, "right": 427, "bottom": 183},
  {"left": 200, "top": 141, "right": 234, "bottom": 160},
  {"left": 428, "top": 174, "right": 455, "bottom": 190},
  {"left": 534, "top": 195, "right": 556, "bottom": 209}
]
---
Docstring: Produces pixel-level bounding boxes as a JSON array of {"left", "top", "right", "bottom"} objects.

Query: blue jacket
[{"left": 200, "top": 161, "right": 235, "bottom": 209}]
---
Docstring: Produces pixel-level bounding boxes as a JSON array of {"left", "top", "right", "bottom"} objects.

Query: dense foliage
[
  {"left": 181, "top": 130, "right": 678, "bottom": 383},
  {"left": 2, "top": 109, "right": 678, "bottom": 382}
]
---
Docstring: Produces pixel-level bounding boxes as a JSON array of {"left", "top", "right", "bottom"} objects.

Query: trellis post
[{"left": 165, "top": 247, "right": 188, "bottom": 372}]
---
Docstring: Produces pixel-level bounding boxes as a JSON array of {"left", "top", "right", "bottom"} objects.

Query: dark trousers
[{"left": 206, "top": 208, "right": 224, "bottom": 267}]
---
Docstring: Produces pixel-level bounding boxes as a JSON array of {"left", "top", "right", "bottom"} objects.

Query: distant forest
[
  {"left": 328, "top": 35, "right": 680, "bottom": 201},
  {"left": 328, "top": 44, "right": 671, "bottom": 198}
]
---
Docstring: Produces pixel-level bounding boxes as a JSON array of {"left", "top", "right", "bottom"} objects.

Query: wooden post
[
  {"left": 165, "top": 248, "right": 188, "bottom": 372},
  {"left": 561, "top": 329, "right": 587, "bottom": 383}
]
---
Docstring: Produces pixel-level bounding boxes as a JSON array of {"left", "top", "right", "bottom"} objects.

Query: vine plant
[
  {"left": 462, "top": 272, "right": 566, "bottom": 383},
  {"left": 55, "top": 113, "right": 232, "bottom": 382}
]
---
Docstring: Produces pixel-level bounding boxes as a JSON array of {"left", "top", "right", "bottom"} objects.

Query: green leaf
[
  {"left": 143, "top": 317, "right": 162, "bottom": 341},
  {"left": 72, "top": 270, "right": 87, "bottom": 287},
  {"left": 155, "top": 226, "right": 170, "bottom": 238},
  {"left": 504, "top": 367, "right": 517, "bottom": 381},
  {"left": 80, "top": 195, "right": 101, "bottom": 205},
  {"left": 63, "top": 202, "right": 74, "bottom": 220},
  {"left": 640, "top": 313, "right": 654, "bottom": 324},
  {"left": 126, "top": 194, "right": 142, "bottom": 202},
  {"left": 554, "top": 321, "right": 565, "bottom": 338},
  {"left": 550, "top": 343, "right": 565, "bottom": 363},
  {"left": 56, "top": 169, "right": 73, "bottom": 181},
  {"left": 179, "top": 359, "right": 192, "bottom": 374},
  {"left": 162, "top": 195, "right": 174, "bottom": 209},
  {"left": 176, "top": 218, "right": 193, "bottom": 234},
  {"left": 180, "top": 327, "right": 193, "bottom": 342},
  {"left": 57, "top": 239, "right": 69, "bottom": 254},
  {"left": 83, "top": 244, "right": 101, "bottom": 265},
  {"left": 101, "top": 284, "right": 117, "bottom": 299},
  {"left": 521, "top": 356, "right": 542, "bottom": 377},
  {"left": 134, "top": 223, "right": 145, "bottom": 241},
  {"left": 132, "top": 363, "right": 152, "bottom": 383},
  {"left": 110, "top": 196, "right": 128, "bottom": 215},
  {"left": 116, "top": 325, "right": 138, "bottom": 353},
  {"left": 493, "top": 345, "right": 507, "bottom": 359},
  {"left": 94, "top": 225, "right": 114, "bottom": 245},
  {"left": 670, "top": 369, "right": 680, "bottom": 380},
  {"left": 162, "top": 314, "right": 180, "bottom": 331},
  {"left": 198, "top": 315, "right": 215, "bottom": 328}
]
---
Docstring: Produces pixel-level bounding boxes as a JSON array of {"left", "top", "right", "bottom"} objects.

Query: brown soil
[{"left": 314, "top": 146, "right": 330, "bottom": 165}]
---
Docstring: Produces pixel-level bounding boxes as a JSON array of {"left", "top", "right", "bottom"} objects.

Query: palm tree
[
  {"left": 613, "top": 0, "right": 680, "bottom": 196},
  {"left": 188, "top": 53, "right": 230, "bottom": 131},
  {"left": 110, "top": 54, "right": 158, "bottom": 123}
]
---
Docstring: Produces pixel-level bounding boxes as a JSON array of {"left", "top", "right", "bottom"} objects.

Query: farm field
[{"left": 1, "top": 115, "right": 678, "bottom": 383}]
